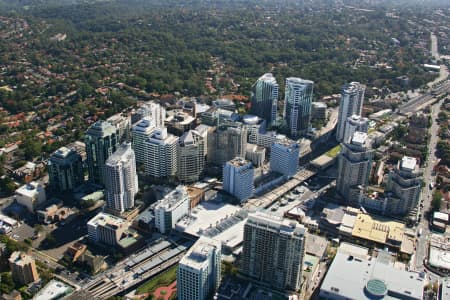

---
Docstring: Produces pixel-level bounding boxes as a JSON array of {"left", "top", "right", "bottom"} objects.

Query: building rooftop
[
  {"left": 227, "top": 157, "right": 252, "bottom": 168},
  {"left": 401, "top": 156, "right": 417, "bottom": 171},
  {"left": 9, "top": 251, "right": 34, "bottom": 267},
  {"left": 352, "top": 213, "right": 404, "bottom": 245},
  {"left": 34, "top": 279, "right": 74, "bottom": 300},
  {"left": 132, "top": 117, "right": 154, "bottom": 133},
  {"left": 342, "top": 81, "right": 364, "bottom": 95},
  {"left": 312, "top": 101, "right": 327, "bottom": 108},
  {"left": 86, "top": 120, "right": 117, "bottom": 137},
  {"left": 87, "top": 212, "right": 127, "bottom": 229},
  {"left": 176, "top": 200, "right": 241, "bottom": 237},
  {"left": 247, "top": 211, "right": 306, "bottom": 237},
  {"left": 154, "top": 185, "right": 189, "bottom": 211},
  {"left": 351, "top": 131, "right": 368, "bottom": 146},
  {"left": 179, "top": 236, "right": 221, "bottom": 269},
  {"left": 258, "top": 73, "right": 277, "bottom": 84},
  {"left": 286, "top": 77, "right": 314, "bottom": 86},
  {"left": 51, "top": 146, "right": 74, "bottom": 159},
  {"left": 15, "top": 181, "right": 42, "bottom": 198},
  {"left": 147, "top": 127, "right": 178, "bottom": 145},
  {"left": 106, "top": 143, "right": 133, "bottom": 165},
  {"left": 320, "top": 245, "right": 423, "bottom": 300}
]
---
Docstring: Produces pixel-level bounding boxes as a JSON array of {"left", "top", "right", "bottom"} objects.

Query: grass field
[
  {"left": 325, "top": 145, "right": 341, "bottom": 158},
  {"left": 136, "top": 265, "right": 178, "bottom": 295}
]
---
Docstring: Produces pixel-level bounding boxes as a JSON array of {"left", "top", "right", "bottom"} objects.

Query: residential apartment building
[
  {"left": 223, "top": 157, "right": 254, "bottom": 202},
  {"left": 144, "top": 127, "right": 178, "bottom": 179},
  {"left": 177, "top": 237, "right": 222, "bottom": 300},
  {"left": 48, "top": 146, "right": 83, "bottom": 192},
  {"left": 385, "top": 156, "right": 423, "bottom": 216},
  {"left": 104, "top": 143, "right": 138, "bottom": 213},
  {"left": 85, "top": 121, "right": 119, "bottom": 186},
  {"left": 87, "top": 212, "right": 128, "bottom": 246},
  {"left": 177, "top": 130, "right": 205, "bottom": 183},
  {"left": 336, "top": 131, "right": 373, "bottom": 205},
  {"left": 270, "top": 138, "right": 299, "bottom": 177},
  {"left": 336, "top": 82, "right": 365, "bottom": 142},
  {"left": 154, "top": 185, "right": 190, "bottom": 234},
  {"left": 9, "top": 251, "right": 39, "bottom": 285},
  {"left": 207, "top": 125, "right": 247, "bottom": 166},
  {"left": 131, "top": 117, "right": 155, "bottom": 164},
  {"left": 241, "top": 212, "right": 306, "bottom": 291}
]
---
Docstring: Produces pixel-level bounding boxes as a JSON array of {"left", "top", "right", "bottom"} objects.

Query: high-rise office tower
[
  {"left": 343, "top": 114, "right": 369, "bottom": 144},
  {"left": 104, "top": 143, "right": 138, "bottom": 213},
  {"left": 132, "top": 117, "right": 155, "bottom": 164},
  {"left": 177, "top": 236, "right": 222, "bottom": 300},
  {"left": 133, "top": 101, "right": 166, "bottom": 127},
  {"left": 241, "top": 211, "right": 306, "bottom": 291},
  {"left": 177, "top": 130, "right": 205, "bottom": 183},
  {"left": 385, "top": 156, "right": 423, "bottom": 216},
  {"left": 207, "top": 125, "right": 247, "bottom": 166},
  {"left": 336, "top": 131, "right": 374, "bottom": 205},
  {"left": 144, "top": 127, "right": 178, "bottom": 179},
  {"left": 85, "top": 121, "right": 119, "bottom": 186},
  {"left": 270, "top": 138, "right": 299, "bottom": 177},
  {"left": 9, "top": 251, "right": 39, "bottom": 285},
  {"left": 223, "top": 157, "right": 254, "bottom": 202},
  {"left": 251, "top": 73, "right": 279, "bottom": 126},
  {"left": 284, "top": 77, "right": 314, "bottom": 138},
  {"left": 48, "top": 146, "right": 83, "bottom": 192},
  {"left": 336, "top": 82, "right": 365, "bottom": 142}
]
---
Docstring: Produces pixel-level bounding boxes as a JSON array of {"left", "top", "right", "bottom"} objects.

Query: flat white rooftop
[
  {"left": 351, "top": 131, "right": 368, "bottom": 146},
  {"left": 176, "top": 201, "right": 241, "bottom": 237},
  {"left": 34, "top": 279, "right": 74, "bottom": 300},
  {"left": 401, "top": 156, "right": 417, "bottom": 171}
]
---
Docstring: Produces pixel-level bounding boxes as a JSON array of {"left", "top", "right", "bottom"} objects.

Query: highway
[{"left": 412, "top": 98, "right": 444, "bottom": 281}]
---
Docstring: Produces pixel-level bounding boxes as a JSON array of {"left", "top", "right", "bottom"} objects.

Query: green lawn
[
  {"left": 325, "top": 145, "right": 341, "bottom": 158},
  {"left": 136, "top": 265, "right": 178, "bottom": 294}
]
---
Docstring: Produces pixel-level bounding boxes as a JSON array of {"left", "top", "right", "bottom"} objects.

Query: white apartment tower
[
  {"left": 104, "top": 143, "right": 138, "bottom": 213},
  {"left": 132, "top": 117, "right": 154, "bottom": 163},
  {"left": 336, "top": 131, "right": 374, "bottom": 205},
  {"left": 223, "top": 157, "right": 254, "bottom": 202},
  {"left": 251, "top": 73, "right": 279, "bottom": 126},
  {"left": 343, "top": 114, "right": 369, "bottom": 144},
  {"left": 336, "top": 82, "right": 365, "bottom": 142},
  {"left": 144, "top": 127, "right": 178, "bottom": 179},
  {"left": 270, "top": 138, "right": 300, "bottom": 177},
  {"left": 177, "top": 237, "right": 222, "bottom": 300},
  {"left": 241, "top": 211, "right": 306, "bottom": 291},
  {"left": 177, "top": 130, "right": 205, "bottom": 183},
  {"left": 385, "top": 156, "right": 423, "bottom": 215},
  {"left": 284, "top": 77, "right": 314, "bottom": 138},
  {"left": 134, "top": 101, "right": 166, "bottom": 127},
  {"left": 154, "top": 185, "right": 190, "bottom": 234}
]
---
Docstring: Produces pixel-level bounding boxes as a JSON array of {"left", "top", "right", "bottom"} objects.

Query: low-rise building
[
  {"left": 320, "top": 243, "right": 423, "bottom": 300},
  {"left": 14, "top": 182, "right": 46, "bottom": 212},
  {"left": 34, "top": 280, "right": 74, "bottom": 300},
  {"left": 87, "top": 212, "right": 128, "bottom": 246}
]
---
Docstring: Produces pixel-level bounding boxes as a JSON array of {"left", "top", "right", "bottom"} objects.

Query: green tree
[
  {"left": 0, "top": 272, "right": 15, "bottom": 294},
  {"left": 432, "top": 191, "right": 442, "bottom": 211}
]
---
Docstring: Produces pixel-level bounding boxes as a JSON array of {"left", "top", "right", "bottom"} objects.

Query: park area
[{"left": 136, "top": 265, "right": 178, "bottom": 300}]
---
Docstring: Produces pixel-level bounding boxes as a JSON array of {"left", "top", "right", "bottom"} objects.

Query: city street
[{"left": 413, "top": 98, "right": 445, "bottom": 273}]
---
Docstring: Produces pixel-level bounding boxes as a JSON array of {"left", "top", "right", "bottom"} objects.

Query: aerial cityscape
[{"left": 0, "top": 0, "right": 449, "bottom": 299}]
